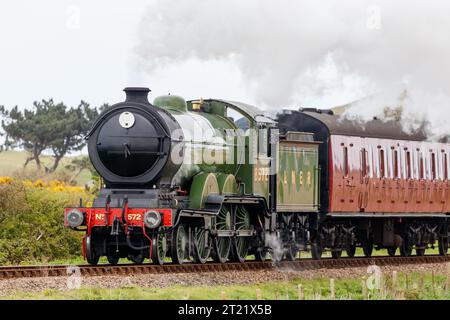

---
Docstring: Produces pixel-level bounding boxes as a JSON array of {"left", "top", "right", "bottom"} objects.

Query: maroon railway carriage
[{"left": 277, "top": 109, "right": 450, "bottom": 258}]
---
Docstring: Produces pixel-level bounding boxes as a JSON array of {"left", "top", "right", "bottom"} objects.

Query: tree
[
  {"left": 47, "top": 101, "right": 98, "bottom": 172},
  {"left": 98, "top": 103, "right": 112, "bottom": 115},
  {"left": 0, "top": 100, "right": 99, "bottom": 171},
  {"left": 65, "top": 156, "right": 97, "bottom": 182},
  {"left": 1, "top": 103, "right": 56, "bottom": 169}
]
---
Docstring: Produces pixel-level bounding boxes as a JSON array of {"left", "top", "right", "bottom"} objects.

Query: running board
[{"left": 216, "top": 230, "right": 254, "bottom": 237}]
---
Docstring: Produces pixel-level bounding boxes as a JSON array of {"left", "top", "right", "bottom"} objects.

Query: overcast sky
[
  {"left": 0, "top": 0, "right": 252, "bottom": 110},
  {"left": 1, "top": 0, "right": 449, "bottom": 120}
]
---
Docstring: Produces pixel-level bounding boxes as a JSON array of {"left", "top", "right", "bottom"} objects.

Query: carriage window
[
  {"left": 393, "top": 150, "right": 399, "bottom": 179},
  {"left": 431, "top": 152, "right": 437, "bottom": 180},
  {"left": 343, "top": 146, "right": 349, "bottom": 177},
  {"left": 444, "top": 152, "right": 449, "bottom": 180},
  {"left": 406, "top": 151, "right": 412, "bottom": 179},
  {"left": 419, "top": 152, "right": 425, "bottom": 179},
  {"left": 413, "top": 149, "right": 419, "bottom": 179},
  {"left": 361, "top": 148, "right": 367, "bottom": 177},
  {"left": 367, "top": 146, "right": 374, "bottom": 178},
  {"left": 379, "top": 149, "right": 385, "bottom": 178},
  {"left": 437, "top": 152, "right": 442, "bottom": 180}
]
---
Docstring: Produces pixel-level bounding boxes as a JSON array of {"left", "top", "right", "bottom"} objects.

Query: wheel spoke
[
  {"left": 213, "top": 207, "right": 232, "bottom": 262},
  {"left": 152, "top": 231, "right": 167, "bottom": 265},
  {"left": 174, "top": 225, "right": 187, "bottom": 263},
  {"left": 233, "top": 206, "right": 251, "bottom": 262},
  {"left": 194, "top": 228, "right": 208, "bottom": 261}
]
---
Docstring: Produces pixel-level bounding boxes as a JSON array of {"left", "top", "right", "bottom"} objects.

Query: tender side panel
[
  {"left": 277, "top": 141, "right": 319, "bottom": 212},
  {"left": 329, "top": 134, "right": 450, "bottom": 213}
]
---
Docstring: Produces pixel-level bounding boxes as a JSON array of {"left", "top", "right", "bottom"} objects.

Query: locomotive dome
[
  {"left": 87, "top": 87, "right": 183, "bottom": 186},
  {"left": 153, "top": 94, "right": 188, "bottom": 113}
]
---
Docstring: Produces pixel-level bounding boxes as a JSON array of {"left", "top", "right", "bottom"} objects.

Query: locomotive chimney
[{"left": 124, "top": 87, "right": 151, "bottom": 104}]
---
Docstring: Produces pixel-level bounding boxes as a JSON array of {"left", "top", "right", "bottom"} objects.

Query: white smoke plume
[
  {"left": 342, "top": 87, "right": 450, "bottom": 141},
  {"left": 134, "top": 0, "right": 450, "bottom": 139},
  {"left": 264, "top": 233, "right": 284, "bottom": 263}
]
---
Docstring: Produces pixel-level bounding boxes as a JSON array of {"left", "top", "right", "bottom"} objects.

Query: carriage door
[
  {"left": 340, "top": 140, "right": 357, "bottom": 211},
  {"left": 338, "top": 142, "right": 349, "bottom": 211},
  {"left": 405, "top": 148, "right": 415, "bottom": 208}
]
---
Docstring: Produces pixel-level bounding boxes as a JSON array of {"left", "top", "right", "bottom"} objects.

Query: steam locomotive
[{"left": 64, "top": 87, "right": 450, "bottom": 265}]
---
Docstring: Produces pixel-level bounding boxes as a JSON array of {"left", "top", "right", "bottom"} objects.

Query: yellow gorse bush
[
  {"left": 0, "top": 176, "right": 84, "bottom": 193},
  {"left": 0, "top": 176, "right": 13, "bottom": 185}
]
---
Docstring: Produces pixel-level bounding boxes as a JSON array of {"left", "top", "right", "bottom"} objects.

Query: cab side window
[
  {"left": 227, "top": 108, "right": 250, "bottom": 132},
  {"left": 258, "top": 127, "right": 268, "bottom": 156}
]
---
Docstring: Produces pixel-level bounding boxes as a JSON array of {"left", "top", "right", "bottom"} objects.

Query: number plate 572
[{"left": 127, "top": 214, "right": 142, "bottom": 221}]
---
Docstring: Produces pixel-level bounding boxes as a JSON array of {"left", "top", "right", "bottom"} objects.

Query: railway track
[{"left": 1, "top": 255, "right": 449, "bottom": 279}]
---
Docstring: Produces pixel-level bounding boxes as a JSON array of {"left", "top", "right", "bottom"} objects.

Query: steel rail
[{"left": 1, "top": 255, "right": 449, "bottom": 279}]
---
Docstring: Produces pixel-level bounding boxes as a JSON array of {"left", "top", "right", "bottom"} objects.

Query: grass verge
[{"left": 2, "top": 271, "right": 449, "bottom": 300}]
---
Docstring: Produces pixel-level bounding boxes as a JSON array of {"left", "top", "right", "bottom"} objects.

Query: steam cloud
[{"left": 135, "top": 0, "right": 450, "bottom": 140}]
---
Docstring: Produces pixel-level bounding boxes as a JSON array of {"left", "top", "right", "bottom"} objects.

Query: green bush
[{"left": 0, "top": 182, "right": 90, "bottom": 265}]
